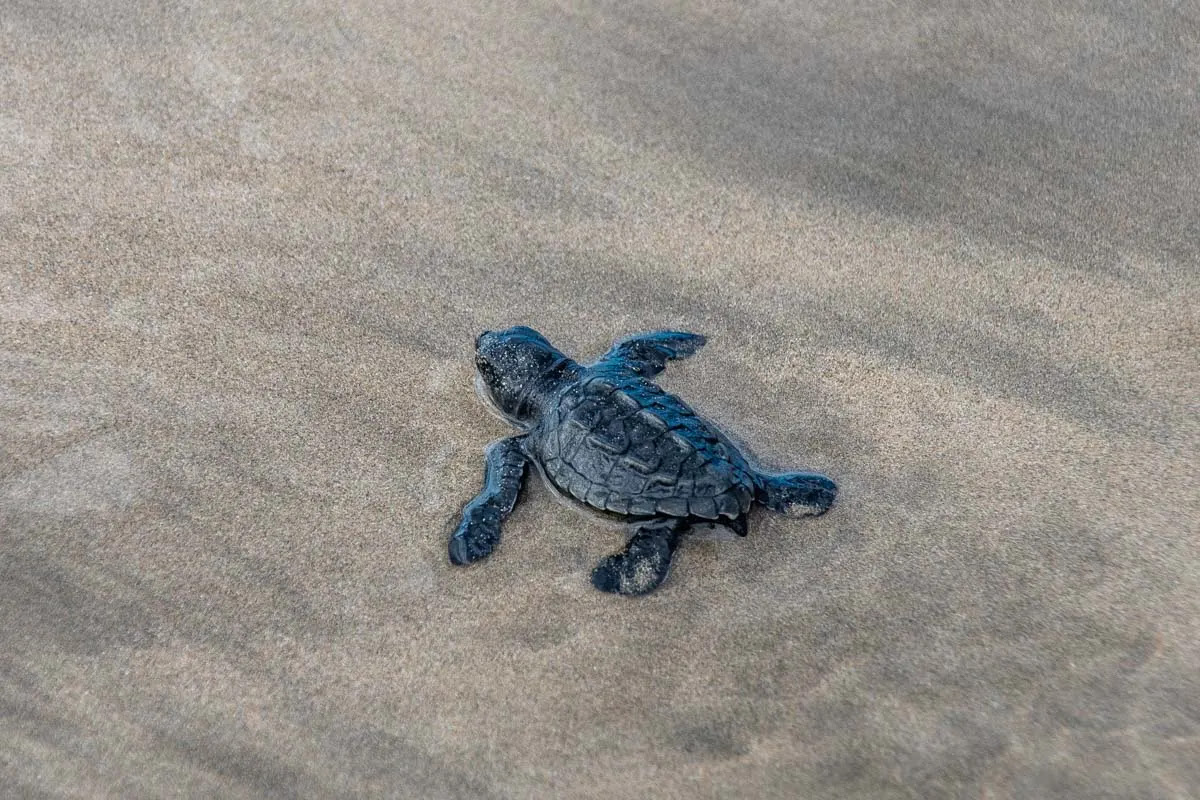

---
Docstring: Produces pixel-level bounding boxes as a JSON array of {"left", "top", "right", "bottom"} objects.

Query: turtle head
[{"left": 474, "top": 326, "right": 575, "bottom": 426}]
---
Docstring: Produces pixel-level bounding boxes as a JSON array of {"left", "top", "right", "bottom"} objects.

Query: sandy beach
[{"left": 2, "top": 1, "right": 1198, "bottom": 797}]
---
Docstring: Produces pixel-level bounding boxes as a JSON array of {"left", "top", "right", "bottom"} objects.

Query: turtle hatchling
[{"left": 449, "top": 326, "right": 838, "bottom": 595}]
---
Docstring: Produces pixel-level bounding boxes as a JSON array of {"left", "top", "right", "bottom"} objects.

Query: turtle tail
[{"left": 754, "top": 471, "right": 838, "bottom": 517}]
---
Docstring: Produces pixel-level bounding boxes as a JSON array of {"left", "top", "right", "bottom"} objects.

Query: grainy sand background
[{"left": 2, "top": 1, "right": 1198, "bottom": 797}]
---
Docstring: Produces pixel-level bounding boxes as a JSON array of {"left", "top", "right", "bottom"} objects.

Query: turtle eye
[{"left": 476, "top": 356, "right": 500, "bottom": 383}]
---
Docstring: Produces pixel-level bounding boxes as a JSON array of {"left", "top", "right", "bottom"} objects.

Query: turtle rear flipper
[
  {"left": 591, "top": 517, "right": 688, "bottom": 595},
  {"left": 755, "top": 471, "right": 837, "bottom": 516}
]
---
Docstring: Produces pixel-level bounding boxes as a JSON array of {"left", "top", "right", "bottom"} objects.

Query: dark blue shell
[{"left": 530, "top": 370, "right": 755, "bottom": 520}]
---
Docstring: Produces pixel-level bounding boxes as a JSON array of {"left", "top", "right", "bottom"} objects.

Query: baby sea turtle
[{"left": 449, "top": 326, "right": 837, "bottom": 595}]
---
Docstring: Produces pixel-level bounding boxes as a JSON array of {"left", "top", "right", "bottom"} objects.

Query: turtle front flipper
[
  {"left": 596, "top": 330, "right": 706, "bottom": 378},
  {"left": 591, "top": 517, "right": 688, "bottom": 595},
  {"left": 449, "top": 435, "right": 530, "bottom": 565}
]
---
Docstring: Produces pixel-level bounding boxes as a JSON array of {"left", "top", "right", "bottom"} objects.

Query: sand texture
[{"left": 2, "top": 1, "right": 1199, "bottom": 797}]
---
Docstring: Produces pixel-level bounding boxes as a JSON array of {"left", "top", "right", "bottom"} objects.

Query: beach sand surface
[{"left": 2, "top": 1, "right": 1198, "bottom": 797}]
